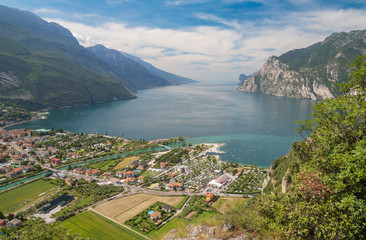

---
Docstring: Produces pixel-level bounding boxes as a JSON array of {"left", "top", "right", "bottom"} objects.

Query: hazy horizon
[{"left": 1, "top": 0, "right": 366, "bottom": 83}]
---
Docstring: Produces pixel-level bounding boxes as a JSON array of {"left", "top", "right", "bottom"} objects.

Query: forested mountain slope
[{"left": 227, "top": 55, "right": 366, "bottom": 239}]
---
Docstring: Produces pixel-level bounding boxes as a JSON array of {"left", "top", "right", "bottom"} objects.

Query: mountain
[
  {"left": 0, "top": 4, "right": 135, "bottom": 109},
  {"left": 237, "top": 73, "right": 252, "bottom": 86},
  {"left": 87, "top": 45, "right": 172, "bottom": 91},
  {"left": 120, "top": 51, "right": 197, "bottom": 85},
  {"left": 222, "top": 56, "right": 366, "bottom": 239},
  {"left": 237, "top": 30, "right": 366, "bottom": 100}
]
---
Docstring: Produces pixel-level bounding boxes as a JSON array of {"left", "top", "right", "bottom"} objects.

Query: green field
[
  {"left": 62, "top": 211, "right": 146, "bottom": 240},
  {"left": 148, "top": 212, "right": 218, "bottom": 239},
  {"left": 0, "top": 179, "right": 55, "bottom": 213}
]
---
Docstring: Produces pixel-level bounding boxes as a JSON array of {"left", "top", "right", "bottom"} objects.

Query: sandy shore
[{"left": 202, "top": 143, "right": 225, "bottom": 154}]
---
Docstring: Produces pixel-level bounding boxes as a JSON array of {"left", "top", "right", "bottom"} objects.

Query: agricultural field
[
  {"left": 125, "top": 202, "right": 174, "bottom": 233},
  {"left": 213, "top": 197, "right": 248, "bottom": 213},
  {"left": 113, "top": 156, "right": 139, "bottom": 170},
  {"left": 61, "top": 211, "right": 145, "bottom": 240},
  {"left": 94, "top": 194, "right": 184, "bottom": 224},
  {"left": 89, "top": 158, "right": 121, "bottom": 171},
  {"left": 0, "top": 179, "right": 55, "bottom": 213},
  {"left": 147, "top": 211, "right": 219, "bottom": 239}
]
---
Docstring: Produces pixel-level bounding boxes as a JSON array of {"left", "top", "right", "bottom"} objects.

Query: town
[{"left": 0, "top": 127, "right": 268, "bottom": 239}]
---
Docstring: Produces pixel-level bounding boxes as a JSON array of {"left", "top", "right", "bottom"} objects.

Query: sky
[{"left": 1, "top": 0, "right": 366, "bottom": 83}]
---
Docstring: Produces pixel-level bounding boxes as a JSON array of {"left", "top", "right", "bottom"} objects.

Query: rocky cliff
[{"left": 237, "top": 30, "right": 366, "bottom": 100}]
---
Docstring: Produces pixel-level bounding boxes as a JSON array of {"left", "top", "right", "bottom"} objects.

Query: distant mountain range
[
  {"left": 0, "top": 4, "right": 195, "bottom": 109},
  {"left": 87, "top": 45, "right": 195, "bottom": 91},
  {"left": 237, "top": 30, "right": 366, "bottom": 100}
]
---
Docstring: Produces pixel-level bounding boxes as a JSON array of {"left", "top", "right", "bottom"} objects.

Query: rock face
[
  {"left": 237, "top": 30, "right": 366, "bottom": 100},
  {"left": 237, "top": 74, "right": 250, "bottom": 86},
  {"left": 164, "top": 224, "right": 248, "bottom": 240}
]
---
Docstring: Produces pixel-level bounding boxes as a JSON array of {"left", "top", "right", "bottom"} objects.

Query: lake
[{"left": 11, "top": 83, "right": 315, "bottom": 167}]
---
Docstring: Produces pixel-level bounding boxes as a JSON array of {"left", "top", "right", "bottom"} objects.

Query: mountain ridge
[
  {"left": 0, "top": 4, "right": 194, "bottom": 109},
  {"left": 87, "top": 44, "right": 172, "bottom": 91},
  {"left": 237, "top": 29, "right": 366, "bottom": 100}
]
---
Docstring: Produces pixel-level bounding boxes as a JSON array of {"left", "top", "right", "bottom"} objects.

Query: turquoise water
[
  {"left": 0, "top": 171, "right": 51, "bottom": 192},
  {"left": 10, "top": 83, "right": 314, "bottom": 167}
]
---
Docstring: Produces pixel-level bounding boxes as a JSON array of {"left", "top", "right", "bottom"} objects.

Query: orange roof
[
  {"left": 168, "top": 182, "right": 183, "bottom": 187},
  {"left": 206, "top": 193, "right": 214, "bottom": 198}
]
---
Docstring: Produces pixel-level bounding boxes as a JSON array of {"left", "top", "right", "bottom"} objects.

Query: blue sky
[{"left": 1, "top": 0, "right": 366, "bottom": 82}]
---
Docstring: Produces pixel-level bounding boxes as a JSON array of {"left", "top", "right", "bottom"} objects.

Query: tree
[{"left": 259, "top": 55, "right": 366, "bottom": 239}]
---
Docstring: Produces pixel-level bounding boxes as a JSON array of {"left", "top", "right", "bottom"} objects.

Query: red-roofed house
[
  {"left": 91, "top": 169, "right": 100, "bottom": 177},
  {"left": 50, "top": 158, "right": 61, "bottom": 166},
  {"left": 0, "top": 219, "right": 7, "bottom": 226},
  {"left": 168, "top": 182, "right": 183, "bottom": 191},
  {"left": 6, "top": 171, "right": 15, "bottom": 178},
  {"left": 150, "top": 211, "right": 161, "bottom": 222},
  {"left": 125, "top": 177, "right": 137, "bottom": 184},
  {"left": 116, "top": 171, "right": 124, "bottom": 178},
  {"left": 205, "top": 193, "right": 214, "bottom": 203},
  {"left": 13, "top": 167, "right": 23, "bottom": 176}
]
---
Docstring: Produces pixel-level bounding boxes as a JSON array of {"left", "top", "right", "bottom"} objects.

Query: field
[
  {"left": 94, "top": 194, "right": 184, "bottom": 223},
  {"left": 0, "top": 179, "right": 55, "bottom": 213},
  {"left": 147, "top": 212, "right": 218, "bottom": 239},
  {"left": 61, "top": 211, "right": 145, "bottom": 240},
  {"left": 113, "top": 156, "right": 139, "bottom": 170},
  {"left": 213, "top": 197, "right": 248, "bottom": 213},
  {"left": 89, "top": 158, "right": 121, "bottom": 171}
]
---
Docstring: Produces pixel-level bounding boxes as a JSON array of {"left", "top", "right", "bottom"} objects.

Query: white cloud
[
  {"left": 45, "top": 8, "right": 366, "bottom": 83},
  {"left": 34, "top": 7, "right": 62, "bottom": 15},
  {"left": 195, "top": 13, "right": 241, "bottom": 29}
]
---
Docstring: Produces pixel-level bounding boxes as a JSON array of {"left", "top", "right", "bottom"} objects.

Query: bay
[{"left": 11, "top": 83, "right": 315, "bottom": 167}]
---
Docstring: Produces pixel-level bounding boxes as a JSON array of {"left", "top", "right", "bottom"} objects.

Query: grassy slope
[
  {"left": 0, "top": 180, "right": 54, "bottom": 212},
  {"left": 62, "top": 211, "right": 145, "bottom": 240}
]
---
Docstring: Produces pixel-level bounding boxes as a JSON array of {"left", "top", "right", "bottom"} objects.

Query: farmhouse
[
  {"left": 160, "top": 162, "right": 167, "bottom": 169},
  {"left": 7, "top": 219, "right": 21, "bottom": 227},
  {"left": 150, "top": 211, "right": 161, "bottom": 221},
  {"left": 0, "top": 219, "right": 7, "bottom": 227},
  {"left": 65, "top": 178, "right": 74, "bottom": 186},
  {"left": 205, "top": 193, "right": 214, "bottom": 203},
  {"left": 162, "top": 204, "right": 175, "bottom": 212}
]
